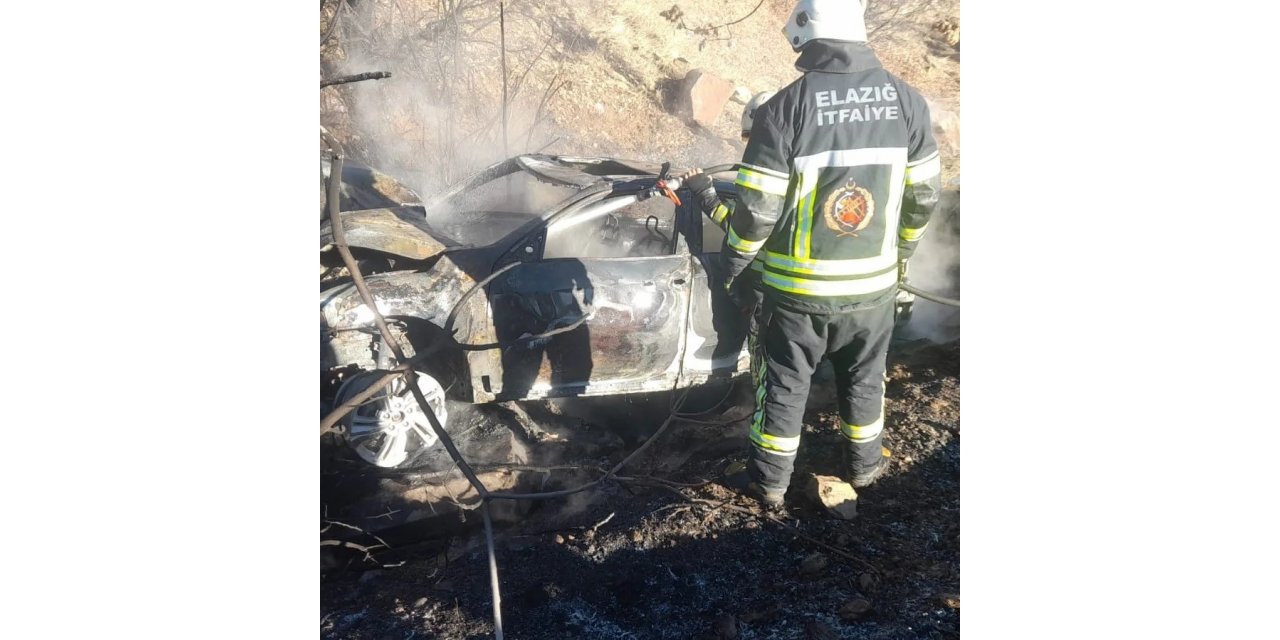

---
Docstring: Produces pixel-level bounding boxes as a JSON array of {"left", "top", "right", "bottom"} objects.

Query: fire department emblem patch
[{"left": 822, "top": 179, "right": 875, "bottom": 237}]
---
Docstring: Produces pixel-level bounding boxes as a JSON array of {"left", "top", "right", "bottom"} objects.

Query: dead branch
[
  {"left": 485, "top": 390, "right": 690, "bottom": 501},
  {"left": 321, "top": 0, "right": 348, "bottom": 46},
  {"left": 321, "top": 71, "right": 392, "bottom": 88},
  {"left": 589, "top": 512, "right": 616, "bottom": 534},
  {"left": 324, "top": 152, "right": 503, "bottom": 638},
  {"left": 686, "top": 0, "right": 767, "bottom": 33},
  {"left": 500, "top": 1, "right": 508, "bottom": 156},
  {"left": 320, "top": 348, "right": 440, "bottom": 435},
  {"left": 322, "top": 519, "right": 393, "bottom": 551}
]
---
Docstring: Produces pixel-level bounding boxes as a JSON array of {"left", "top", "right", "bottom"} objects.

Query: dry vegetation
[{"left": 321, "top": 0, "right": 959, "bottom": 197}]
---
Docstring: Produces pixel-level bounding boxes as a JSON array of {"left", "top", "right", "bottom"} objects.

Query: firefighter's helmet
[
  {"left": 741, "top": 90, "right": 777, "bottom": 138},
  {"left": 783, "top": 0, "right": 868, "bottom": 51}
]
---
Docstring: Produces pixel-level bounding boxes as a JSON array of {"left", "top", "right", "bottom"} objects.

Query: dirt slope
[{"left": 321, "top": 0, "right": 959, "bottom": 196}]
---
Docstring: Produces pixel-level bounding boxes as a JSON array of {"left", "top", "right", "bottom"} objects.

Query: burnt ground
[{"left": 321, "top": 341, "right": 959, "bottom": 640}]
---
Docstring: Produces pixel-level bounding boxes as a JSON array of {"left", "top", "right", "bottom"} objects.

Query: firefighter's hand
[
  {"left": 725, "top": 278, "right": 757, "bottom": 316},
  {"left": 679, "top": 169, "right": 714, "bottom": 195}
]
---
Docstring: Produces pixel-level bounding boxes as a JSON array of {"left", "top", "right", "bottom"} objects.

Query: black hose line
[{"left": 901, "top": 282, "right": 960, "bottom": 307}]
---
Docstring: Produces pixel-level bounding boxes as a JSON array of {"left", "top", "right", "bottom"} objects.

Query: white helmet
[
  {"left": 783, "top": 0, "right": 868, "bottom": 51},
  {"left": 741, "top": 90, "right": 777, "bottom": 138}
]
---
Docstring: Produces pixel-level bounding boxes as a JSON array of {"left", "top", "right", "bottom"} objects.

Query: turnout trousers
[{"left": 747, "top": 296, "right": 895, "bottom": 492}]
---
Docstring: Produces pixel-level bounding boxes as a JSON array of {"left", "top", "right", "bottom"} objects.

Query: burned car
[{"left": 321, "top": 155, "right": 754, "bottom": 469}]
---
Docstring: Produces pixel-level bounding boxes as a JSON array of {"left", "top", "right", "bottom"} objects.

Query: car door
[
  {"left": 485, "top": 191, "right": 693, "bottom": 400},
  {"left": 678, "top": 180, "right": 752, "bottom": 386}
]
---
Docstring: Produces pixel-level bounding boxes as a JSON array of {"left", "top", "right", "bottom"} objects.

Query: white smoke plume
[{"left": 900, "top": 186, "right": 960, "bottom": 343}]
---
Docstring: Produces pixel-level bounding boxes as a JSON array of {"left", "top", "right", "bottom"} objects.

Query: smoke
[
  {"left": 321, "top": 0, "right": 563, "bottom": 199},
  {"left": 900, "top": 186, "right": 960, "bottom": 343}
]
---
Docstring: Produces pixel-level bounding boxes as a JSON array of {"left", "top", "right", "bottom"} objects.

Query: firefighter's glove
[
  {"left": 726, "top": 277, "right": 757, "bottom": 317},
  {"left": 683, "top": 171, "right": 714, "bottom": 196}
]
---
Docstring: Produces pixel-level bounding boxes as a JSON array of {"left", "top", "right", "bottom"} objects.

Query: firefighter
[{"left": 724, "top": 0, "right": 942, "bottom": 506}]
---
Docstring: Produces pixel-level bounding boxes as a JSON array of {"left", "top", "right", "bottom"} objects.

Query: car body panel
[
  {"left": 321, "top": 155, "right": 749, "bottom": 407},
  {"left": 485, "top": 255, "right": 691, "bottom": 400},
  {"left": 319, "top": 207, "right": 449, "bottom": 260}
]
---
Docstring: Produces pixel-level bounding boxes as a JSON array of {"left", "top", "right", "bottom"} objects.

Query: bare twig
[
  {"left": 320, "top": 348, "right": 441, "bottom": 435},
  {"left": 589, "top": 512, "right": 616, "bottom": 534},
  {"left": 534, "top": 136, "right": 560, "bottom": 153},
  {"left": 322, "top": 519, "right": 394, "bottom": 551},
  {"left": 670, "top": 0, "right": 765, "bottom": 36},
  {"left": 320, "top": 0, "right": 348, "bottom": 46},
  {"left": 486, "top": 390, "right": 690, "bottom": 500},
  {"left": 698, "top": 0, "right": 766, "bottom": 32},
  {"left": 321, "top": 71, "right": 392, "bottom": 88},
  {"left": 499, "top": 1, "right": 508, "bottom": 157}
]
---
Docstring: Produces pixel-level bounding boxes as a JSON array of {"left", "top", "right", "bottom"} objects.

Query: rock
[
  {"left": 839, "top": 598, "right": 873, "bottom": 620},
  {"left": 713, "top": 612, "right": 738, "bottom": 639},
  {"left": 926, "top": 99, "right": 960, "bottom": 154},
  {"left": 800, "top": 552, "right": 829, "bottom": 577},
  {"left": 858, "top": 572, "right": 878, "bottom": 592},
  {"left": 933, "top": 18, "right": 960, "bottom": 47},
  {"left": 413, "top": 597, "right": 429, "bottom": 608},
  {"left": 937, "top": 593, "right": 961, "bottom": 609},
  {"left": 632, "top": 530, "right": 644, "bottom": 543},
  {"left": 681, "top": 69, "right": 735, "bottom": 127},
  {"left": 731, "top": 86, "right": 751, "bottom": 104},
  {"left": 809, "top": 474, "right": 858, "bottom": 520},
  {"left": 554, "top": 534, "right": 565, "bottom": 544},
  {"left": 670, "top": 56, "right": 691, "bottom": 78}
]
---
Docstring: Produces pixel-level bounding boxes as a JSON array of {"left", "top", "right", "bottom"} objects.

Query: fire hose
[{"left": 900, "top": 282, "right": 960, "bottom": 307}]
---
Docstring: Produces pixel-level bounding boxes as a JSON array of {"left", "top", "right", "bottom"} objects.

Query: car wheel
[{"left": 334, "top": 369, "right": 449, "bottom": 469}]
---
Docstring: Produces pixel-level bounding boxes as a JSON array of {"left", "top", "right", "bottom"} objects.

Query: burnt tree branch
[{"left": 321, "top": 71, "right": 392, "bottom": 88}]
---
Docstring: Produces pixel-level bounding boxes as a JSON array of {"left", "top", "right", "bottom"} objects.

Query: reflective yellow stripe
[
  {"left": 905, "top": 154, "right": 941, "bottom": 185},
  {"left": 899, "top": 224, "right": 928, "bottom": 242},
  {"left": 906, "top": 150, "right": 939, "bottom": 167},
  {"left": 711, "top": 203, "right": 731, "bottom": 226},
  {"left": 764, "top": 251, "right": 895, "bottom": 276},
  {"left": 727, "top": 225, "right": 765, "bottom": 253},
  {"left": 740, "top": 162, "right": 789, "bottom": 179},
  {"left": 750, "top": 424, "right": 800, "bottom": 455},
  {"left": 762, "top": 269, "right": 898, "bottom": 296},
  {"left": 749, "top": 349, "right": 795, "bottom": 456},
  {"left": 841, "top": 416, "right": 884, "bottom": 443},
  {"left": 796, "top": 174, "right": 817, "bottom": 259},
  {"left": 736, "top": 168, "right": 789, "bottom": 196}
]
